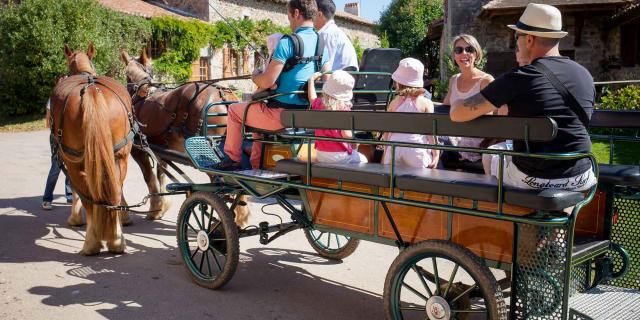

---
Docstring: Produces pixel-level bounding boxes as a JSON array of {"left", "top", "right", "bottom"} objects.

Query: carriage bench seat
[
  {"left": 598, "top": 164, "right": 640, "bottom": 187},
  {"left": 275, "top": 159, "right": 585, "bottom": 212}
]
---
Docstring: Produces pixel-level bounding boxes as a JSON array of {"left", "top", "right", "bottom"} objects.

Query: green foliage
[
  {"left": 379, "top": 32, "right": 390, "bottom": 48},
  {"left": 351, "top": 37, "right": 364, "bottom": 63},
  {"left": 376, "top": 0, "right": 443, "bottom": 66},
  {"left": 150, "top": 16, "right": 289, "bottom": 82},
  {"left": 599, "top": 85, "right": 640, "bottom": 111},
  {"left": 0, "top": 0, "right": 151, "bottom": 116}
]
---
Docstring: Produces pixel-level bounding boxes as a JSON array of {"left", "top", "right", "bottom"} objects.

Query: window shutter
[
  {"left": 243, "top": 48, "right": 251, "bottom": 75},
  {"left": 223, "top": 47, "right": 232, "bottom": 77},
  {"left": 621, "top": 23, "right": 638, "bottom": 67}
]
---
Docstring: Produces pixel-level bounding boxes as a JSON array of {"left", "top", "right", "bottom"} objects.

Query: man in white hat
[{"left": 450, "top": 3, "right": 597, "bottom": 192}]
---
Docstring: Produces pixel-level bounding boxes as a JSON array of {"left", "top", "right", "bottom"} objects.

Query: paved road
[{"left": 0, "top": 130, "right": 399, "bottom": 320}]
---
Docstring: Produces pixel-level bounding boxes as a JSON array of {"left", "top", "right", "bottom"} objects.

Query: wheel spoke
[
  {"left": 206, "top": 207, "right": 214, "bottom": 232},
  {"left": 399, "top": 305, "right": 425, "bottom": 312},
  {"left": 204, "top": 250, "right": 213, "bottom": 277},
  {"left": 335, "top": 234, "right": 341, "bottom": 248},
  {"left": 443, "top": 264, "right": 459, "bottom": 299},
  {"left": 432, "top": 257, "right": 440, "bottom": 296},
  {"left": 191, "top": 208, "right": 204, "bottom": 230},
  {"left": 198, "top": 249, "right": 206, "bottom": 272},
  {"left": 208, "top": 244, "right": 223, "bottom": 270},
  {"left": 208, "top": 220, "right": 222, "bottom": 236},
  {"left": 326, "top": 232, "right": 332, "bottom": 248},
  {"left": 412, "top": 265, "right": 434, "bottom": 298},
  {"left": 199, "top": 203, "right": 206, "bottom": 231},
  {"left": 402, "top": 281, "right": 429, "bottom": 302},
  {"left": 450, "top": 284, "right": 477, "bottom": 304},
  {"left": 189, "top": 248, "right": 199, "bottom": 260},
  {"left": 451, "top": 309, "right": 488, "bottom": 314},
  {"left": 187, "top": 222, "right": 199, "bottom": 233}
]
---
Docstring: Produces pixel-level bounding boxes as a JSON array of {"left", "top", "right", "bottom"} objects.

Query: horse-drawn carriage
[{"left": 54, "top": 45, "right": 639, "bottom": 319}]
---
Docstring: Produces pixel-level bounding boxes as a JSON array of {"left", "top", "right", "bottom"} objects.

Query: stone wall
[{"left": 164, "top": 0, "right": 378, "bottom": 92}]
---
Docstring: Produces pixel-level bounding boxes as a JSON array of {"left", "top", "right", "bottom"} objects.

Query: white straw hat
[
  {"left": 323, "top": 70, "right": 355, "bottom": 102},
  {"left": 507, "top": 3, "right": 567, "bottom": 39},
  {"left": 392, "top": 58, "right": 424, "bottom": 88}
]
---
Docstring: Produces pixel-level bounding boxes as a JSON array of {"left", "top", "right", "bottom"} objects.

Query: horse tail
[{"left": 82, "top": 85, "right": 119, "bottom": 241}]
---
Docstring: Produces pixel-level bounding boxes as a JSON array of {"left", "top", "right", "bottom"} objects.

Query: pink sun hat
[
  {"left": 323, "top": 70, "right": 355, "bottom": 102},
  {"left": 392, "top": 58, "right": 424, "bottom": 88}
]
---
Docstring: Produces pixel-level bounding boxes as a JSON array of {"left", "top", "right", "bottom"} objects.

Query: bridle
[{"left": 126, "top": 58, "right": 159, "bottom": 101}]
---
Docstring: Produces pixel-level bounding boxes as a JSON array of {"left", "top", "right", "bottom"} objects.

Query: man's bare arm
[
  {"left": 253, "top": 59, "right": 284, "bottom": 89},
  {"left": 450, "top": 92, "right": 498, "bottom": 122}
]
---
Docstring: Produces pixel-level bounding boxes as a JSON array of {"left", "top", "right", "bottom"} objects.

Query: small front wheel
[
  {"left": 304, "top": 228, "right": 360, "bottom": 260},
  {"left": 176, "top": 192, "right": 239, "bottom": 289},
  {"left": 384, "top": 240, "right": 507, "bottom": 320}
]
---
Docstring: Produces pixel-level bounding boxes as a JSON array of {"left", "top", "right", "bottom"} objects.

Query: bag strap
[
  {"left": 282, "top": 32, "right": 324, "bottom": 72},
  {"left": 532, "top": 60, "right": 590, "bottom": 127}
]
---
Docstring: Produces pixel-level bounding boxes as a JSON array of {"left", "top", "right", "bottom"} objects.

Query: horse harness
[{"left": 52, "top": 74, "right": 138, "bottom": 207}]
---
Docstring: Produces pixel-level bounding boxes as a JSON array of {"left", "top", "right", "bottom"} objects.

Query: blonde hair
[
  {"left": 321, "top": 94, "right": 353, "bottom": 111},
  {"left": 395, "top": 83, "right": 425, "bottom": 97},
  {"left": 451, "top": 34, "right": 483, "bottom": 66}
]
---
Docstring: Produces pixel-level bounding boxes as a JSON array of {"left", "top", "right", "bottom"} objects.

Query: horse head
[
  {"left": 120, "top": 49, "right": 154, "bottom": 98},
  {"left": 64, "top": 43, "right": 97, "bottom": 76}
]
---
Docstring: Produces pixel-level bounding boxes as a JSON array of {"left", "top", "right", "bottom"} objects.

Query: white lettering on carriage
[{"left": 521, "top": 172, "right": 590, "bottom": 190}]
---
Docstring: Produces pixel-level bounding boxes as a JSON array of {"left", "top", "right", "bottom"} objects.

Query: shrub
[
  {"left": 0, "top": 0, "right": 151, "bottom": 116},
  {"left": 599, "top": 85, "right": 640, "bottom": 111}
]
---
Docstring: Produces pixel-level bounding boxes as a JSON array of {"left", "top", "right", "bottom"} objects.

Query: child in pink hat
[
  {"left": 382, "top": 58, "right": 439, "bottom": 168},
  {"left": 307, "top": 70, "right": 367, "bottom": 164}
]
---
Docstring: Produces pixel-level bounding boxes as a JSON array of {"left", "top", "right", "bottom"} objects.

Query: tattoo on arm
[{"left": 462, "top": 93, "right": 487, "bottom": 111}]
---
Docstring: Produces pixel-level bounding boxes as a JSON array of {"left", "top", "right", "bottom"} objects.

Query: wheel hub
[
  {"left": 196, "top": 230, "right": 209, "bottom": 251},
  {"left": 426, "top": 296, "right": 451, "bottom": 320}
]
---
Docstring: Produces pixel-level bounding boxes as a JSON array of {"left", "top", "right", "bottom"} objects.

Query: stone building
[
  {"left": 440, "top": 0, "right": 640, "bottom": 81},
  {"left": 100, "top": 0, "right": 378, "bottom": 92}
]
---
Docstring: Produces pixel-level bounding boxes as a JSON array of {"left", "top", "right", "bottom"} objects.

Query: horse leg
[
  {"left": 119, "top": 194, "right": 132, "bottom": 226},
  {"left": 234, "top": 195, "right": 251, "bottom": 228},
  {"left": 79, "top": 204, "right": 102, "bottom": 255},
  {"left": 106, "top": 209, "right": 126, "bottom": 254},
  {"left": 147, "top": 160, "right": 171, "bottom": 220},
  {"left": 130, "top": 148, "right": 167, "bottom": 220},
  {"left": 67, "top": 191, "right": 85, "bottom": 226}
]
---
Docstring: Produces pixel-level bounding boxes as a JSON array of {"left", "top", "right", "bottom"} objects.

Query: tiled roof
[
  {"left": 97, "top": 0, "right": 193, "bottom": 19},
  {"left": 482, "top": 0, "right": 633, "bottom": 11},
  {"left": 262, "top": 0, "right": 375, "bottom": 26}
]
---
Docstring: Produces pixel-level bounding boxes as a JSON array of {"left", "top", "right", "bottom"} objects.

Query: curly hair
[
  {"left": 321, "top": 94, "right": 352, "bottom": 111},
  {"left": 396, "top": 84, "right": 426, "bottom": 97},
  {"left": 287, "top": 0, "right": 318, "bottom": 20}
]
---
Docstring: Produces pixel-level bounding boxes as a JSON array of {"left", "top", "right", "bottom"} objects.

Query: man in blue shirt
[
  {"left": 314, "top": 0, "right": 359, "bottom": 71},
  {"left": 221, "top": 0, "right": 330, "bottom": 170}
]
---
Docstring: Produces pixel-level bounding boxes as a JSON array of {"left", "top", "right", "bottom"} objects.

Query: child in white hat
[
  {"left": 382, "top": 58, "right": 439, "bottom": 168},
  {"left": 307, "top": 70, "right": 368, "bottom": 164}
]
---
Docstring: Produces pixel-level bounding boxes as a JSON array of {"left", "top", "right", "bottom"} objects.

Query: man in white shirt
[{"left": 314, "top": 0, "right": 359, "bottom": 71}]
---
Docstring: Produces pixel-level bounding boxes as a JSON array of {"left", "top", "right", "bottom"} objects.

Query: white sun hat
[
  {"left": 322, "top": 70, "right": 355, "bottom": 102},
  {"left": 507, "top": 3, "right": 568, "bottom": 39}
]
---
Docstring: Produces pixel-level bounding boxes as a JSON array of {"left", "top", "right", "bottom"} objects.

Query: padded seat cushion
[
  {"left": 598, "top": 164, "right": 640, "bottom": 187},
  {"left": 275, "top": 159, "right": 585, "bottom": 211}
]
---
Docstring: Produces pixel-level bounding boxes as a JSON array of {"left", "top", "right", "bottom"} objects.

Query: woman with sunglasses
[{"left": 441, "top": 34, "right": 496, "bottom": 172}]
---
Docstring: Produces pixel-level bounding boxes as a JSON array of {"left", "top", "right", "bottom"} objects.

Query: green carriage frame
[{"left": 170, "top": 71, "right": 639, "bottom": 320}]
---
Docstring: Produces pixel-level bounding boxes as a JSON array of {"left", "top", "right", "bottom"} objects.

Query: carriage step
[
  {"left": 569, "top": 285, "right": 640, "bottom": 319},
  {"left": 234, "top": 169, "right": 292, "bottom": 179},
  {"left": 184, "top": 136, "right": 224, "bottom": 169},
  {"left": 572, "top": 239, "right": 610, "bottom": 263}
]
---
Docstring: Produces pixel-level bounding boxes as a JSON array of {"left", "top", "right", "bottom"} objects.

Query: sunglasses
[
  {"left": 514, "top": 32, "right": 527, "bottom": 41},
  {"left": 454, "top": 46, "right": 475, "bottom": 54}
]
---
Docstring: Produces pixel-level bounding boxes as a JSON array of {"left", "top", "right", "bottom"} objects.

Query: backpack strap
[{"left": 281, "top": 32, "right": 324, "bottom": 72}]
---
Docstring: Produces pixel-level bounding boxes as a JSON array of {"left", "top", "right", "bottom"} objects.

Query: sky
[{"left": 333, "top": 0, "right": 393, "bottom": 23}]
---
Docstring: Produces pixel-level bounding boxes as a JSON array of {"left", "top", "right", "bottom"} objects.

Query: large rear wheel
[
  {"left": 176, "top": 192, "right": 239, "bottom": 289},
  {"left": 384, "top": 240, "right": 507, "bottom": 320},
  {"left": 304, "top": 228, "right": 360, "bottom": 260}
]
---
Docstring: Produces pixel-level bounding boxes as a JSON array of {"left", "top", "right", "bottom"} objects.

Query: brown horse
[
  {"left": 51, "top": 44, "right": 134, "bottom": 255},
  {"left": 120, "top": 49, "right": 249, "bottom": 225}
]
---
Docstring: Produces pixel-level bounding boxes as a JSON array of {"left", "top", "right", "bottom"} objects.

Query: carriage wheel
[
  {"left": 384, "top": 240, "right": 507, "bottom": 320},
  {"left": 303, "top": 228, "right": 360, "bottom": 260},
  {"left": 176, "top": 192, "right": 239, "bottom": 289}
]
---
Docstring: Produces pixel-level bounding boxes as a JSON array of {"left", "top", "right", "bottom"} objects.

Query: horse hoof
[
  {"left": 121, "top": 217, "right": 133, "bottom": 227},
  {"left": 68, "top": 219, "right": 85, "bottom": 227},
  {"left": 79, "top": 247, "right": 101, "bottom": 256},
  {"left": 107, "top": 237, "right": 126, "bottom": 254},
  {"left": 145, "top": 212, "right": 164, "bottom": 220}
]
